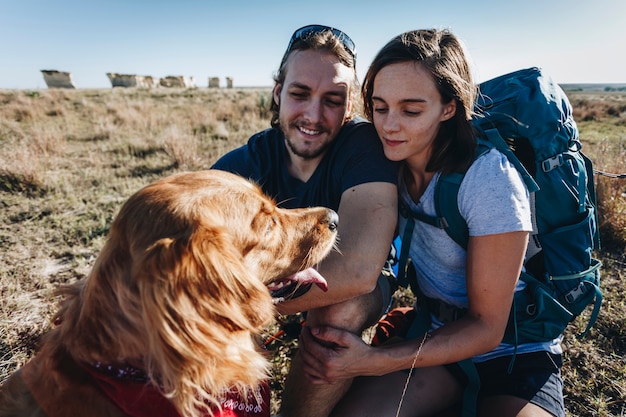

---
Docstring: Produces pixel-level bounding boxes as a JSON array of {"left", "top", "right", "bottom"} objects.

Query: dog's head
[{"left": 59, "top": 170, "right": 337, "bottom": 416}]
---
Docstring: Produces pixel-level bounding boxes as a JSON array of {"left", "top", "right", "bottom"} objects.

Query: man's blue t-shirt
[{"left": 212, "top": 118, "right": 398, "bottom": 210}]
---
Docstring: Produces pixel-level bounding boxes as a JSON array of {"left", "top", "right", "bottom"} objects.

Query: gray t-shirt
[{"left": 399, "top": 148, "right": 561, "bottom": 360}]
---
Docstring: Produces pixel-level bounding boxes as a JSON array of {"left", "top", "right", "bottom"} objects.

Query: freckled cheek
[{"left": 373, "top": 114, "right": 392, "bottom": 134}]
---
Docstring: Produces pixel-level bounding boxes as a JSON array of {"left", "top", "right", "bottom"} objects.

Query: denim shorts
[
  {"left": 471, "top": 351, "right": 565, "bottom": 417},
  {"left": 374, "top": 307, "right": 565, "bottom": 416}
]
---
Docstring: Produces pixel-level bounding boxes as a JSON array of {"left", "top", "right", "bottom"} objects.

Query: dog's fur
[{"left": 0, "top": 170, "right": 338, "bottom": 417}]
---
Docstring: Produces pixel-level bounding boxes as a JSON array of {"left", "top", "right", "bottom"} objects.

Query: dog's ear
[
  {"left": 130, "top": 224, "right": 272, "bottom": 415},
  {"left": 135, "top": 224, "right": 273, "bottom": 365}
]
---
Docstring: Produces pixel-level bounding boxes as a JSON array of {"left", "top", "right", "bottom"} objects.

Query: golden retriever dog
[{"left": 0, "top": 170, "right": 338, "bottom": 417}]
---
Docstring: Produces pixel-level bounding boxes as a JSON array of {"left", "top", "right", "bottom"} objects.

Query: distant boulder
[
  {"left": 208, "top": 76, "right": 220, "bottom": 88},
  {"left": 106, "top": 73, "right": 159, "bottom": 88},
  {"left": 159, "top": 75, "right": 195, "bottom": 88},
  {"left": 41, "top": 70, "right": 76, "bottom": 89}
]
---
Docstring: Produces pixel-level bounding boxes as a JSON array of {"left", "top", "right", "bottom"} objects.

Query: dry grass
[
  {"left": 0, "top": 87, "right": 624, "bottom": 416},
  {"left": 0, "top": 86, "right": 271, "bottom": 382},
  {"left": 571, "top": 92, "right": 626, "bottom": 250}
]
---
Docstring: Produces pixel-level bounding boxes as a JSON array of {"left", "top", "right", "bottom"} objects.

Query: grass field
[{"left": 1, "top": 87, "right": 624, "bottom": 416}]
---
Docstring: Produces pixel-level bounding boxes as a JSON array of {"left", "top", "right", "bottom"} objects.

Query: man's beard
[
  {"left": 282, "top": 120, "right": 332, "bottom": 160},
  {"left": 284, "top": 135, "right": 331, "bottom": 160}
]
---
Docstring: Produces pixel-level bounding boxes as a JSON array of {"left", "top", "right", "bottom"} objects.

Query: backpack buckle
[
  {"left": 565, "top": 282, "right": 587, "bottom": 303},
  {"left": 542, "top": 154, "right": 564, "bottom": 172}
]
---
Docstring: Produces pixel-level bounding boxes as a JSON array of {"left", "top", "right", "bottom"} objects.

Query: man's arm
[{"left": 276, "top": 181, "right": 397, "bottom": 315}]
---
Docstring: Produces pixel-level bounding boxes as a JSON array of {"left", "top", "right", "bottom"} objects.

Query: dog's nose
[{"left": 327, "top": 210, "right": 338, "bottom": 231}]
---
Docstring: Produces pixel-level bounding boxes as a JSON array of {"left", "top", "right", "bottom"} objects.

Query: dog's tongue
[{"left": 289, "top": 268, "right": 328, "bottom": 292}]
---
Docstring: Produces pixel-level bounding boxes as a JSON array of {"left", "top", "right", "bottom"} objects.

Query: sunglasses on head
[{"left": 286, "top": 24, "right": 357, "bottom": 60}]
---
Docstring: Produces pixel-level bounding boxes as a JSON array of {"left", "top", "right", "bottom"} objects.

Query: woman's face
[{"left": 371, "top": 61, "right": 456, "bottom": 164}]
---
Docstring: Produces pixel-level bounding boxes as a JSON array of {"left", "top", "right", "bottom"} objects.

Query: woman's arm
[{"left": 299, "top": 230, "right": 528, "bottom": 383}]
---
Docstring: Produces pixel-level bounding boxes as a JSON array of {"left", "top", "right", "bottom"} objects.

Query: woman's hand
[{"left": 298, "top": 325, "right": 375, "bottom": 384}]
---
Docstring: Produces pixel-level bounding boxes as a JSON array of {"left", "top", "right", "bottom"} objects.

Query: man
[{"left": 212, "top": 25, "right": 398, "bottom": 417}]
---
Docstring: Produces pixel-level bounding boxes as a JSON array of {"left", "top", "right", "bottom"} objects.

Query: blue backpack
[{"left": 397, "top": 67, "right": 602, "bottom": 346}]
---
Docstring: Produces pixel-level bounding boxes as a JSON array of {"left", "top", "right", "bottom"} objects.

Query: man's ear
[
  {"left": 273, "top": 84, "right": 282, "bottom": 107},
  {"left": 344, "top": 95, "right": 353, "bottom": 122}
]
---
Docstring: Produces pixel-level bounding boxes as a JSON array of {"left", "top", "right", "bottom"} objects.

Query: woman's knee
[{"left": 332, "top": 367, "right": 463, "bottom": 417}]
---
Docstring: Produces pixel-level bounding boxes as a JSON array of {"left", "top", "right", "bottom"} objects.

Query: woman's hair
[
  {"left": 362, "top": 29, "right": 477, "bottom": 173},
  {"left": 270, "top": 28, "right": 361, "bottom": 128}
]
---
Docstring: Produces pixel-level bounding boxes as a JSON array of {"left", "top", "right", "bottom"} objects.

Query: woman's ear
[{"left": 441, "top": 100, "right": 457, "bottom": 121}]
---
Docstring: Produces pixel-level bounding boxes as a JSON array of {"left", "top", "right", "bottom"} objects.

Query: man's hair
[
  {"left": 362, "top": 29, "right": 477, "bottom": 174},
  {"left": 270, "top": 29, "right": 361, "bottom": 128}
]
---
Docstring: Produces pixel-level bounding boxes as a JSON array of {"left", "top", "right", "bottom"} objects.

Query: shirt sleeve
[
  {"left": 211, "top": 129, "right": 278, "bottom": 182},
  {"left": 333, "top": 120, "right": 399, "bottom": 193},
  {"left": 458, "top": 148, "right": 532, "bottom": 237}
]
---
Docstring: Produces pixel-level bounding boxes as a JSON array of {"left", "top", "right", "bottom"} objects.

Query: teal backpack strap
[
  {"left": 396, "top": 202, "right": 416, "bottom": 289},
  {"left": 397, "top": 200, "right": 446, "bottom": 288},
  {"left": 397, "top": 173, "right": 469, "bottom": 251},
  {"left": 483, "top": 129, "right": 539, "bottom": 193},
  {"left": 404, "top": 262, "right": 433, "bottom": 340},
  {"left": 397, "top": 201, "right": 481, "bottom": 417},
  {"left": 578, "top": 284, "right": 603, "bottom": 338},
  {"left": 560, "top": 150, "right": 588, "bottom": 214},
  {"left": 433, "top": 137, "right": 498, "bottom": 249},
  {"left": 434, "top": 172, "right": 468, "bottom": 248},
  {"left": 551, "top": 259, "right": 603, "bottom": 338},
  {"left": 457, "top": 359, "right": 480, "bottom": 417},
  {"left": 581, "top": 151, "right": 601, "bottom": 249}
]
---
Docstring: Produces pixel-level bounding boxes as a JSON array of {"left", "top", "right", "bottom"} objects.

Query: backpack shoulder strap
[
  {"left": 396, "top": 139, "right": 486, "bottom": 286},
  {"left": 482, "top": 129, "right": 539, "bottom": 193},
  {"left": 397, "top": 136, "right": 511, "bottom": 280},
  {"left": 432, "top": 137, "right": 497, "bottom": 249},
  {"left": 433, "top": 131, "right": 541, "bottom": 250},
  {"left": 434, "top": 172, "right": 468, "bottom": 249}
]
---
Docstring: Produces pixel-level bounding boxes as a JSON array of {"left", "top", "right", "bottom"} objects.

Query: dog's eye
[{"left": 265, "top": 216, "right": 277, "bottom": 235}]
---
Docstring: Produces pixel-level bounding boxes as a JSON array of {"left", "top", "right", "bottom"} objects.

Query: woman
[{"left": 297, "top": 29, "right": 565, "bottom": 417}]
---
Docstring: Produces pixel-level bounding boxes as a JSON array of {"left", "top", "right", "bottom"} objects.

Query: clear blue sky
[{"left": 2, "top": 0, "right": 625, "bottom": 89}]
